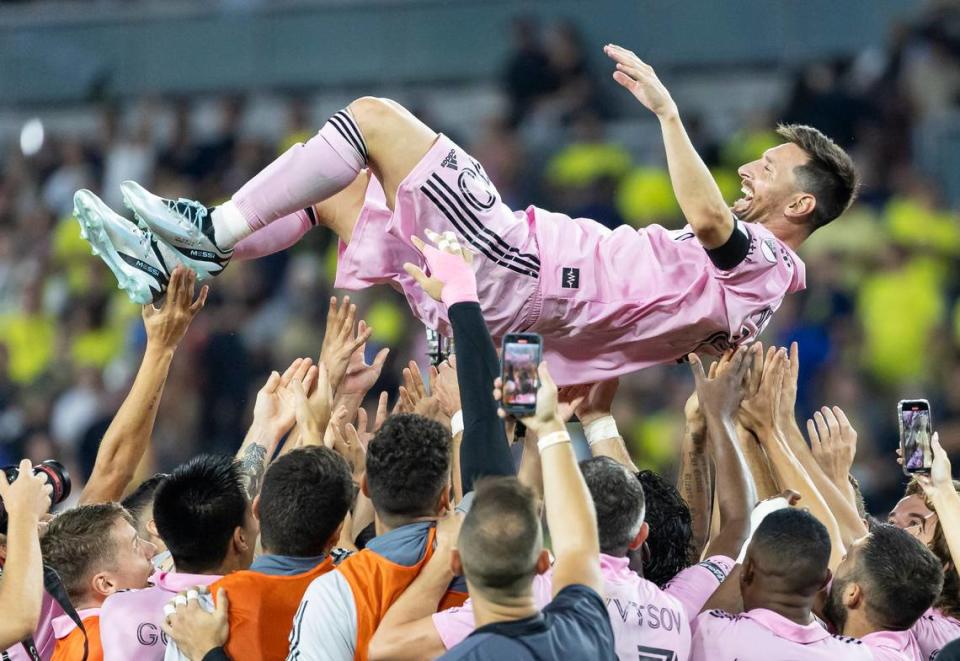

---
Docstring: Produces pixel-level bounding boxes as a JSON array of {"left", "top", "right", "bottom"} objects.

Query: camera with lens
[{"left": 0, "top": 460, "right": 71, "bottom": 534}]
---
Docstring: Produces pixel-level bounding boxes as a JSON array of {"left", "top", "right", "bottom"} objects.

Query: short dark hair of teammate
[
  {"left": 258, "top": 446, "right": 353, "bottom": 557},
  {"left": 121, "top": 472, "right": 168, "bottom": 539},
  {"left": 453, "top": 477, "right": 548, "bottom": 599},
  {"left": 825, "top": 524, "right": 944, "bottom": 633},
  {"left": 153, "top": 454, "right": 254, "bottom": 574},
  {"left": 632, "top": 469, "right": 694, "bottom": 586},
  {"left": 41, "top": 503, "right": 154, "bottom": 603},
  {"left": 741, "top": 508, "right": 831, "bottom": 606},
  {"left": 580, "top": 457, "right": 646, "bottom": 556},
  {"left": 775, "top": 124, "right": 858, "bottom": 231},
  {"left": 364, "top": 413, "right": 451, "bottom": 524}
]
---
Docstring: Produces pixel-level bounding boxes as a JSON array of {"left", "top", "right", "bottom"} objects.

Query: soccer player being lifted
[{"left": 74, "top": 45, "right": 858, "bottom": 384}]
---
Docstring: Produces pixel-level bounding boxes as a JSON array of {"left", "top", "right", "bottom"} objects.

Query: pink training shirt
[
  {"left": 4, "top": 591, "right": 63, "bottom": 660},
  {"left": 860, "top": 628, "right": 919, "bottom": 661},
  {"left": 530, "top": 214, "right": 805, "bottom": 385},
  {"left": 690, "top": 608, "right": 874, "bottom": 660},
  {"left": 98, "top": 571, "right": 220, "bottom": 661},
  {"left": 911, "top": 607, "right": 960, "bottom": 660},
  {"left": 433, "top": 554, "right": 732, "bottom": 660}
]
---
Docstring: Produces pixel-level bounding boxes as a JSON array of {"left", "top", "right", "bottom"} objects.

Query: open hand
[
  {"left": 604, "top": 44, "right": 677, "bottom": 119},
  {"left": 739, "top": 346, "right": 787, "bottom": 433},
  {"left": 688, "top": 346, "right": 751, "bottom": 421},
  {"left": 339, "top": 333, "right": 390, "bottom": 399},
  {"left": 403, "top": 230, "right": 477, "bottom": 306},
  {"left": 143, "top": 266, "right": 208, "bottom": 349},
  {"left": 574, "top": 379, "right": 619, "bottom": 427},
  {"left": 915, "top": 433, "right": 954, "bottom": 496},
  {"left": 254, "top": 358, "right": 317, "bottom": 435},
  {"left": 808, "top": 406, "right": 857, "bottom": 484},
  {"left": 319, "top": 296, "right": 373, "bottom": 394}
]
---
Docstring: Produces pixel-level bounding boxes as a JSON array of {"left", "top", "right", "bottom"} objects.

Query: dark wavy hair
[
  {"left": 906, "top": 478, "right": 960, "bottom": 619},
  {"left": 635, "top": 469, "right": 695, "bottom": 587}
]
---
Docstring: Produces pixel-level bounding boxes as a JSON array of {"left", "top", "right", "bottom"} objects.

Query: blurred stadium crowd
[{"left": 2, "top": 3, "right": 960, "bottom": 515}]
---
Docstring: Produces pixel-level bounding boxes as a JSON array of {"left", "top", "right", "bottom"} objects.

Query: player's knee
[{"left": 348, "top": 96, "right": 404, "bottom": 141}]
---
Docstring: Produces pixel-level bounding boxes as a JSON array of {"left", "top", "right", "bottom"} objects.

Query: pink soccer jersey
[
  {"left": 860, "top": 629, "right": 920, "bottom": 661},
  {"left": 98, "top": 571, "right": 220, "bottom": 661},
  {"left": 690, "top": 608, "right": 873, "bottom": 660},
  {"left": 663, "top": 556, "right": 735, "bottom": 623},
  {"left": 4, "top": 591, "right": 62, "bottom": 660},
  {"left": 911, "top": 607, "right": 960, "bottom": 660},
  {"left": 432, "top": 554, "right": 693, "bottom": 660},
  {"left": 530, "top": 213, "right": 806, "bottom": 385}
]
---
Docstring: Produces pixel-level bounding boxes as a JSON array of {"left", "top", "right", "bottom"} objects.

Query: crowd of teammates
[{"left": 0, "top": 236, "right": 957, "bottom": 661}]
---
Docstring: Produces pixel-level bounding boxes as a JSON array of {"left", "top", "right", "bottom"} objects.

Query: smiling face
[
  {"left": 888, "top": 494, "right": 939, "bottom": 546},
  {"left": 733, "top": 142, "right": 812, "bottom": 224}
]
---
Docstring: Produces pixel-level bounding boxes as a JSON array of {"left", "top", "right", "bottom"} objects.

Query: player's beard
[{"left": 823, "top": 578, "right": 850, "bottom": 634}]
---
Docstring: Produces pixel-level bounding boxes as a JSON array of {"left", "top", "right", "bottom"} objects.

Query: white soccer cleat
[
  {"left": 73, "top": 189, "right": 185, "bottom": 305},
  {"left": 120, "top": 180, "right": 233, "bottom": 279}
]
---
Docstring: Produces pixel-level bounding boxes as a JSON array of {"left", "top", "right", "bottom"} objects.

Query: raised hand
[
  {"left": 355, "top": 392, "right": 389, "bottom": 448},
  {"left": 143, "top": 265, "right": 208, "bottom": 349},
  {"left": 253, "top": 358, "right": 317, "bottom": 436},
  {"left": 283, "top": 365, "right": 331, "bottom": 448},
  {"left": 0, "top": 459, "right": 52, "bottom": 520},
  {"left": 403, "top": 230, "right": 477, "bottom": 306},
  {"left": 776, "top": 342, "right": 801, "bottom": 427},
  {"left": 319, "top": 296, "right": 373, "bottom": 394},
  {"left": 557, "top": 384, "right": 590, "bottom": 423},
  {"left": 688, "top": 346, "right": 751, "bottom": 422},
  {"left": 432, "top": 357, "right": 461, "bottom": 419},
  {"left": 915, "top": 433, "right": 954, "bottom": 495},
  {"left": 574, "top": 379, "right": 619, "bottom": 427},
  {"left": 604, "top": 44, "right": 678, "bottom": 119},
  {"left": 338, "top": 336, "right": 390, "bottom": 399},
  {"left": 494, "top": 362, "right": 563, "bottom": 435},
  {"left": 740, "top": 346, "right": 787, "bottom": 433},
  {"left": 808, "top": 406, "right": 858, "bottom": 485}
]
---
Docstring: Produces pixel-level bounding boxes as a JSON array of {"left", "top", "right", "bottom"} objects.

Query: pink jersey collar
[
  {"left": 742, "top": 608, "right": 830, "bottom": 644},
  {"left": 860, "top": 628, "right": 915, "bottom": 653},
  {"left": 149, "top": 570, "right": 221, "bottom": 592},
  {"left": 598, "top": 553, "right": 632, "bottom": 579},
  {"left": 923, "top": 607, "right": 960, "bottom": 627},
  {"left": 52, "top": 607, "right": 100, "bottom": 639}
]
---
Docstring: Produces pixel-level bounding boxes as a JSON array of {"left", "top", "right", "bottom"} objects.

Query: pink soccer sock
[
  {"left": 232, "top": 208, "right": 316, "bottom": 261},
  {"left": 232, "top": 109, "right": 367, "bottom": 233}
]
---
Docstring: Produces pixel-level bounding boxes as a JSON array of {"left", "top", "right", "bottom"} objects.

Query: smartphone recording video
[
  {"left": 899, "top": 399, "right": 933, "bottom": 475},
  {"left": 501, "top": 333, "right": 543, "bottom": 416}
]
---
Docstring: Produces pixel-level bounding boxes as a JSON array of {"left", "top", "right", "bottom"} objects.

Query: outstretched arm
[
  {"left": 80, "top": 267, "right": 207, "bottom": 505},
  {"left": 678, "top": 391, "right": 713, "bottom": 560},
  {"left": 605, "top": 44, "right": 733, "bottom": 249},
  {"left": 690, "top": 348, "right": 757, "bottom": 560},
  {"left": 404, "top": 231, "right": 514, "bottom": 493}
]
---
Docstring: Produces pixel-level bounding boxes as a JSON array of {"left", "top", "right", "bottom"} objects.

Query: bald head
[{"left": 457, "top": 477, "right": 542, "bottom": 599}]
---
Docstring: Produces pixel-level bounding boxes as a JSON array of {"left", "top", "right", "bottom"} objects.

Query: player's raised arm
[{"left": 605, "top": 44, "right": 734, "bottom": 250}]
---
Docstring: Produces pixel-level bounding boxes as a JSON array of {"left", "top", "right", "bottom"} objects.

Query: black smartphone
[
  {"left": 500, "top": 333, "right": 543, "bottom": 417},
  {"left": 899, "top": 399, "right": 933, "bottom": 475}
]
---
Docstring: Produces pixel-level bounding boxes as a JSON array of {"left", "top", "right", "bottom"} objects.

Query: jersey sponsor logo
[
  {"left": 440, "top": 149, "right": 459, "bottom": 170},
  {"left": 561, "top": 267, "right": 580, "bottom": 289},
  {"left": 638, "top": 645, "right": 677, "bottom": 661}
]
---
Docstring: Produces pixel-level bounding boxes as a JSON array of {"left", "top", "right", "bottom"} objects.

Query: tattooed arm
[
  {"left": 678, "top": 391, "right": 712, "bottom": 561},
  {"left": 237, "top": 358, "right": 317, "bottom": 500},
  {"left": 81, "top": 267, "right": 207, "bottom": 505}
]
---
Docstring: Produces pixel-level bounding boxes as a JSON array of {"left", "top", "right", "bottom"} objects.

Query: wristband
[
  {"left": 537, "top": 430, "right": 571, "bottom": 453},
  {"left": 450, "top": 410, "right": 464, "bottom": 437},
  {"left": 584, "top": 415, "right": 619, "bottom": 446}
]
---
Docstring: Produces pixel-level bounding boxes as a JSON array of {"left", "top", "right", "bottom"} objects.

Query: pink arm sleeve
[
  {"left": 232, "top": 210, "right": 314, "bottom": 261},
  {"left": 420, "top": 244, "right": 479, "bottom": 308}
]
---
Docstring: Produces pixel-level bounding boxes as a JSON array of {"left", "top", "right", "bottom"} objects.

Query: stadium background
[{"left": 0, "top": 0, "right": 958, "bottom": 516}]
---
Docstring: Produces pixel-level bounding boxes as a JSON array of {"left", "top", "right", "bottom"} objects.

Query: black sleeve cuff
[
  {"left": 202, "top": 647, "right": 231, "bottom": 661},
  {"left": 705, "top": 219, "right": 751, "bottom": 270}
]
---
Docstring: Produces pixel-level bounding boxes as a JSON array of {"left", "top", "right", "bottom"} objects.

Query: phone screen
[
  {"left": 502, "top": 336, "right": 542, "bottom": 413},
  {"left": 901, "top": 400, "right": 933, "bottom": 474}
]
